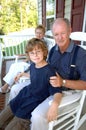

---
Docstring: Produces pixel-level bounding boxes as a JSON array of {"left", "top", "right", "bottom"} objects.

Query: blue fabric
[
  {"left": 48, "top": 41, "right": 86, "bottom": 82},
  {"left": 10, "top": 63, "right": 62, "bottom": 119}
]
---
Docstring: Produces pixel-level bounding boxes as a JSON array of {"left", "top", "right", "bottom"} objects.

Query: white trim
[{"left": 81, "top": 2, "right": 86, "bottom": 45}]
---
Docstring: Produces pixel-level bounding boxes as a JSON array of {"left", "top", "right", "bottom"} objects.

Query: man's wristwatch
[{"left": 62, "top": 79, "right": 66, "bottom": 86}]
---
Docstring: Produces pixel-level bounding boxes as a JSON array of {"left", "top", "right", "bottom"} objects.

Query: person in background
[
  {"left": 35, "top": 24, "right": 48, "bottom": 48},
  {"left": 0, "top": 25, "right": 48, "bottom": 98},
  {"left": 30, "top": 18, "right": 86, "bottom": 130},
  {"left": 35, "top": 24, "right": 45, "bottom": 40},
  {"left": 0, "top": 38, "right": 62, "bottom": 130}
]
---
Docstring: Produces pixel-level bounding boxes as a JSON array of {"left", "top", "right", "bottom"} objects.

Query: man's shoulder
[
  {"left": 77, "top": 45, "right": 86, "bottom": 55},
  {"left": 49, "top": 45, "right": 56, "bottom": 52},
  {"left": 73, "top": 44, "right": 86, "bottom": 61}
]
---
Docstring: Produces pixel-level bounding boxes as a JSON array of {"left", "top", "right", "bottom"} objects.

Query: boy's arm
[
  {"left": 14, "top": 72, "right": 30, "bottom": 82},
  {"left": 47, "top": 93, "right": 62, "bottom": 122}
]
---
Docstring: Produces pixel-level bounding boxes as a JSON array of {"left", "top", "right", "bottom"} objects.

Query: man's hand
[
  {"left": 47, "top": 93, "right": 62, "bottom": 122},
  {"left": 50, "top": 72, "right": 63, "bottom": 87},
  {"left": 47, "top": 101, "right": 58, "bottom": 122}
]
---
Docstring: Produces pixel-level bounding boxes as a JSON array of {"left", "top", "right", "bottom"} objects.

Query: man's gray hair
[{"left": 51, "top": 17, "right": 71, "bottom": 29}]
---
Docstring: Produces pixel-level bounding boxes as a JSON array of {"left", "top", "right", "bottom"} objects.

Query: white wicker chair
[
  {"left": 48, "top": 32, "right": 86, "bottom": 130},
  {"left": 76, "top": 113, "right": 86, "bottom": 130},
  {"left": 14, "top": 54, "right": 30, "bottom": 83}
]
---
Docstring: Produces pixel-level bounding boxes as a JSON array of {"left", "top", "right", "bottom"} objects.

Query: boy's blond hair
[{"left": 25, "top": 38, "right": 48, "bottom": 60}]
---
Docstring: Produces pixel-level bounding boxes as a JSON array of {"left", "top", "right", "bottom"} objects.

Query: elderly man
[{"left": 31, "top": 18, "right": 86, "bottom": 130}]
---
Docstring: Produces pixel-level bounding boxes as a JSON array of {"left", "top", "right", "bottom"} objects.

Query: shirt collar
[{"left": 55, "top": 40, "right": 74, "bottom": 53}]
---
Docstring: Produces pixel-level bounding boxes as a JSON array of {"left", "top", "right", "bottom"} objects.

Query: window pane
[
  {"left": 46, "top": 0, "right": 54, "bottom": 16},
  {"left": 46, "top": 0, "right": 55, "bottom": 30}
]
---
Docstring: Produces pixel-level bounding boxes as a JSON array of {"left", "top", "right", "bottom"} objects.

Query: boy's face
[
  {"left": 28, "top": 46, "right": 44, "bottom": 65},
  {"left": 35, "top": 29, "right": 45, "bottom": 40}
]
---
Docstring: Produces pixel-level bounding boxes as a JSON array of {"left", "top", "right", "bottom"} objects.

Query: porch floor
[{"left": 0, "top": 93, "right": 6, "bottom": 111}]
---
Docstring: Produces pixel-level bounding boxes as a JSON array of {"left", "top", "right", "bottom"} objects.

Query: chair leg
[
  {"left": 73, "top": 91, "right": 86, "bottom": 130},
  {"left": 48, "top": 121, "right": 55, "bottom": 130},
  {"left": 77, "top": 113, "right": 86, "bottom": 130}
]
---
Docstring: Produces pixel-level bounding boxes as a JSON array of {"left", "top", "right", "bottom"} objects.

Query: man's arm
[
  {"left": 63, "top": 79, "right": 86, "bottom": 90},
  {"left": 50, "top": 73, "right": 86, "bottom": 90},
  {"left": 47, "top": 93, "right": 62, "bottom": 122}
]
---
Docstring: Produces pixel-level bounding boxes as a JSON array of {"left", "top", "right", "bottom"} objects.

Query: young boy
[
  {"left": 0, "top": 38, "right": 62, "bottom": 130},
  {"left": 0, "top": 25, "right": 47, "bottom": 97}
]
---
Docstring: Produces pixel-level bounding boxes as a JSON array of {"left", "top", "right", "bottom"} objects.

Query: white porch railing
[
  {"left": 1, "top": 32, "right": 86, "bottom": 60},
  {"left": 0, "top": 35, "right": 35, "bottom": 59},
  {"left": 0, "top": 34, "right": 55, "bottom": 60}
]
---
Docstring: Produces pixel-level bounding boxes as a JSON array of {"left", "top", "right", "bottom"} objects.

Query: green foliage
[
  {"left": 46, "top": 10, "right": 54, "bottom": 16},
  {"left": 0, "top": 29, "right": 4, "bottom": 43},
  {"left": 0, "top": 0, "right": 38, "bottom": 34}
]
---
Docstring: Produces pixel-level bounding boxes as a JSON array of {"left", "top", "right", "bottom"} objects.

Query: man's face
[
  {"left": 35, "top": 29, "right": 45, "bottom": 39},
  {"left": 52, "top": 21, "right": 71, "bottom": 49}
]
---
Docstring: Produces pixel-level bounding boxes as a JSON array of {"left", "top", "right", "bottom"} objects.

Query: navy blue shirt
[
  {"left": 48, "top": 41, "right": 86, "bottom": 89},
  {"left": 10, "top": 63, "right": 62, "bottom": 119}
]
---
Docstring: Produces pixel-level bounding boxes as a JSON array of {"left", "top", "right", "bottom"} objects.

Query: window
[{"left": 46, "top": 0, "right": 55, "bottom": 30}]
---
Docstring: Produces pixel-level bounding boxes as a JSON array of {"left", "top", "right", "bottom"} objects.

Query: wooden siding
[
  {"left": 71, "top": 0, "right": 85, "bottom": 32},
  {"left": 56, "top": 0, "right": 65, "bottom": 18},
  {"left": 37, "top": 0, "right": 85, "bottom": 33},
  {"left": 42, "top": 0, "right": 46, "bottom": 26}
]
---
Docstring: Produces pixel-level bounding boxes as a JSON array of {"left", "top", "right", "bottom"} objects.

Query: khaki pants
[{"left": 0, "top": 105, "right": 30, "bottom": 130}]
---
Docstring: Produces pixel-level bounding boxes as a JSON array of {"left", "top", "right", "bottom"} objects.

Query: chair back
[
  {"left": 70, "top": 32, "right": 86, "bottom": 41},
  {"left": 70, "top": 32, "right": 86, "bottom": 130}
]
